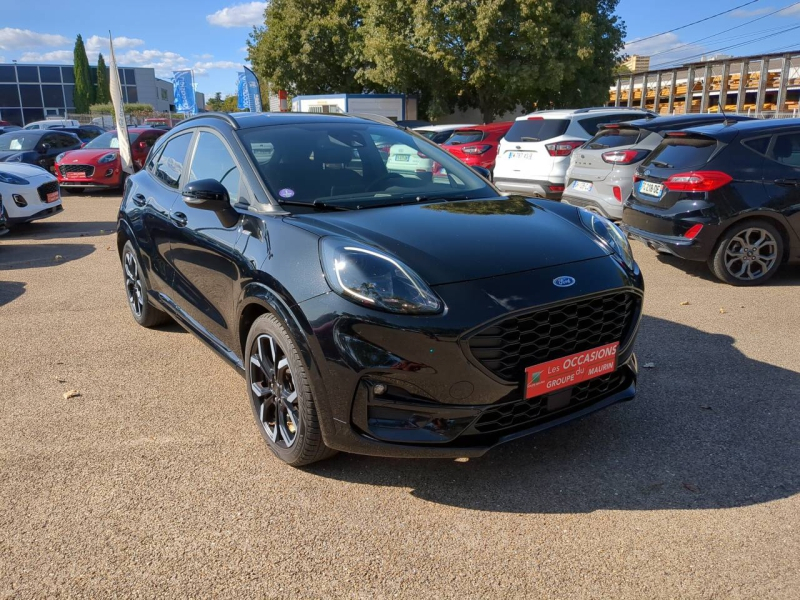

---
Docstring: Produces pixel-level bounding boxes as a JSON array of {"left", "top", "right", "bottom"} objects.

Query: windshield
[
  {"left": 505, "top": 119, "right": 569, "bottom": 143},
  {"left": 0, "top": 133, "right": 39, "bottom": 151},
  {"left": 238, "top": 122, "right": 494, "bottom": 208},
  {"left": 85, "top": 131, "right": 141, "bottom": 149}
]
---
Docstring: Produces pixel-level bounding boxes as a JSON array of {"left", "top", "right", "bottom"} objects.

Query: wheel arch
[{"left": 716, "top": 210, "right": 795, "bottom": 263}]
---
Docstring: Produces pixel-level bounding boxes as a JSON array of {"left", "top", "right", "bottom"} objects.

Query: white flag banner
[{"left": 109, "top": 33, "right": 134, "bottom": 175}]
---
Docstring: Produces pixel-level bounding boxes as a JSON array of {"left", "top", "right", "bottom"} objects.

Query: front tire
[
  {"left": 121, "top": 241, "right": 170, "bottom": 327},
  {"left": 709, "top": 219, "right": 784, "bottom": 286},
  {"left": 246, "top": 313, "right": 336, "bottom": 467}
]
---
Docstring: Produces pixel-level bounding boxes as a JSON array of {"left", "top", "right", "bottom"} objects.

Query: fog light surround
[{"left": 12, "top": 194, "right": 27, "bottom": 207}]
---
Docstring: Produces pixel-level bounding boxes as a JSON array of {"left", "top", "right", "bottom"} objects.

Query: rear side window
[
  {"left": 743, "top": 137, "right": 770, "bottom": 155},
  {"left": 578, "top": 114, "right": 645, "bottom": 136},
  {"left": 505, "top": 119, "right": 569, "bottom": 143},
  {"left": 585, "top": 128, "right": 642, "bottom": 149},
  {"left": 647, "top": 137, "right": 718, "bottom": 169},
  {"left": 446, "top": 130, "right": 485, "bottom": 145},
  {"left": 154, "top": 133, "right": 192, "bottom": 189},
  {"left": 768, "top": 133, "right": 800, "bottom": 167}
]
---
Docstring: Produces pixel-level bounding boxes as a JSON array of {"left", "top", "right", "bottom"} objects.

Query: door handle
[
  {"left": 132, "top": 193, "right": 147, "bottom": 207},
  {"left": 170, "top": 211, "right": 188, "bottom": 227},
  {"left": 775, "top": 178, "right": 800, "bottom": 187}
]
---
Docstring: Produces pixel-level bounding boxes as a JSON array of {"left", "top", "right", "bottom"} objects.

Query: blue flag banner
[
  {"left": 236, "top": 72, "right": 247, "bottom": 110},
  {"left": 244, "top": 67, "right": 262, "bottom": 112},
  {"left": 173, "top": 70, "right": 197, "bottom": 114}
]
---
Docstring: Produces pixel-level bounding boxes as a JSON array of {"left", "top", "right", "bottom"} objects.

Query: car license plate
[
  {"left": 66, "top": 171, "right": 84, "bottom": 179},
  {"left": 639, "top": 181, "right": 663, "bottom": 197},
  {"left": 46, "top": 191, "right": 59, "bottom": 203},
  {"left": 395, "top": 155, "right": 410, "bottom": 162},
  {"left": 524, "top": 341, "right": 619, "bottom": 399},
  {"left": 507, "top": 151, "right": 533, "bottom": 160},
  {"left": 572, "top": 180, "right": 592, "bottom": 192}
]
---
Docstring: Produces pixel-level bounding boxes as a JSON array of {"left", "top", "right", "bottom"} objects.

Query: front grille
[
  {"left": 37, "top": 180, "right": 60, "bottom": 202},
  {"left": 467, "top": 292, "right": 639, "bottom": 382},
  {"left": 59, "top": 164, "right": 94, "bottom": 177},
  {"left": 471, "top": 370, "right": 628, "bottom": 435}
]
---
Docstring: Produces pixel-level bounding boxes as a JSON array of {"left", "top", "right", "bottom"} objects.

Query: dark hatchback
[
  {"left": 117, "top": 112, "right": 644, "bottom": 466},
  {"left": 623, "top": 119, "right": 800, "bottom": 285},
  {"left": 0, "top": 129, "right": 82, "bottom": 172}
]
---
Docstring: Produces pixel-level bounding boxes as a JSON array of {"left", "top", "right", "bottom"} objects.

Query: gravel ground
[{"left": 1, "top": 194, "right": 798, "bottom": 599}]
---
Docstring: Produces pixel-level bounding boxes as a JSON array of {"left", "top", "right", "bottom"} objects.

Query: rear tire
[
  {"left": 246, "top": 313, "right": 337, "bottom": 467},
  {"left": 708, "top": 219, "right": 784, "bottom": 286},
  {"left": 121, "top": 240, "right": 170, "bottom": 327}
]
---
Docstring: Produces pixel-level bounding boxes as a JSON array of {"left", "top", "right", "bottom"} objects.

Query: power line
[
  {"left": 626, "top": 0, "right": 762, "bottom": 45},
  {"left": 647, "top": 1, "right": 800, "bottom": 59}
]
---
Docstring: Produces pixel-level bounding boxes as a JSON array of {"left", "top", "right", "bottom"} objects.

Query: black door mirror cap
[
  {"left": 39, "top": 144, "right": 50, "bottom": 154},
  {"left": 182, "top": 178, "right": 230, "bottom": 210}
]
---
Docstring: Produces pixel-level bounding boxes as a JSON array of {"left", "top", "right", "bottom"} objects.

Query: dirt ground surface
[{"left": 1, "top": 194, "right": 798, "bottom": 599}]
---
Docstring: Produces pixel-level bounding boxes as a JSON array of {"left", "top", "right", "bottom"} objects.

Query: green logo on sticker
[{"left": 530, "top": 371, "right": 542, "bottom": 384}]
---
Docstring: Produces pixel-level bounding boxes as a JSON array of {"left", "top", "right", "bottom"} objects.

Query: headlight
[
  {"left": 0, "top": 171, "right": 29, "bottom": 185},
  {"left": 55, "top": 153, "right": 66, "bottom": 163},
  {"left": 578, "top": 209, "right": 635, "bottom": 270},
  {"left": 98, "top": 153, "right": 117, "bottom": 164},
  {"left": 320, "top": 237, "right": 442, "bottom": 314}
]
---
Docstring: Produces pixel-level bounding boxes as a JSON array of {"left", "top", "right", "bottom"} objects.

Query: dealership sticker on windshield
[
  {"left": 525, "top": 341, "right": 619, "bottom": 399},
  {"left": 279, "top": 188, "right": 295, "bottom": 198}
]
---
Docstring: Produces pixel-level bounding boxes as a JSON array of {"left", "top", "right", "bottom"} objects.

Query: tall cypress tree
[
  {"left": 95, "top": 53, "right": 111, "bottom": 105},
  {"left": 72, "top": 34, "right": 94, "bottom": 113}
]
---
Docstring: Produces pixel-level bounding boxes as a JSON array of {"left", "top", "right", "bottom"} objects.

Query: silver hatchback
[{"left": 563, "top": 113, "right": 754, "bottom": 220}]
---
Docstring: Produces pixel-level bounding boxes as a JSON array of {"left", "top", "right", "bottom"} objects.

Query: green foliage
[
  {"left": 72, "top": 34, "right": 95, "bottom": 113},
  {"left": 89, "top": 102, "right": 154, "bottom": 115},
  {"left": 221, "top": 95, "right": 240, "bottom": 112},
  {"left": 248, "top": 0, "right": 626, "bottom": 121},
  {"left": 95, "top": 53, "right": 111, "bottom": 105},
  {"left": 206, "top": 92, "right": 225, "bottom": 111}
]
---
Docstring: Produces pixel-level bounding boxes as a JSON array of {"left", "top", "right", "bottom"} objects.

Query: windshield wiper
[
  {"left": 354, "top": 194, "right": 473, "bottom": 210},
  {"left": 650, "top": 160, "right": 674, "bottom": 168},
  {"left": 278, "top": 200, "right": 350, "bottom": 211},
  {"left": 520, "top": 137, "right": 540, "bottom": 142}
]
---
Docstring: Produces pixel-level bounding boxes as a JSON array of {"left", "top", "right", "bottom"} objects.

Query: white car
[
  {"left": 414, "top": 124, "right": 477, "bottom": 144},
  {"left": 23, "top": 119, "right": 80, "bottom": 130},
  {"left": 0, "top": 163, "right": 63, "bottom": 227},
  {"left": 386, "top": 143, "right": 435, "bottom": 181},
  {"left": 493, "top": 107, "right": 651, "bottom": 199}
]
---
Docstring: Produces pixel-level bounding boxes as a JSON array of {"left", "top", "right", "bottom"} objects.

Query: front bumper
[
  {"left": 7, "top": 203, "right": 63, "bottom": 224},
  {"left": 55, "top": 165, "right": 122, "bottom": 188},
  {"left": 296, "top": 256, "right": 644, "bottom": 458}
]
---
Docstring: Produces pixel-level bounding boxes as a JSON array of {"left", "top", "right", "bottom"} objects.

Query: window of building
[
  {"left": 124, "top": 69, "right": 136, "bottom": 85},
  {"left": 160, "top": 88, "right": 168, "bottom": 101},
  {"left": 0, "top": 66, "right": 16, "bottom": 83},
  {"left": 64, "top": 85, "right": 76, "bottom": 109},
  {"left": 126, "top": 86, "right": 138, "bottom": 103},
  {"left": 19, "top": 85, "right": 43, "bottom": 108},
  {"left": 39, "top": 67, "right": 61, "bottom": 84},
  {"left": 155, "top": 133, "right": 192, "bottom": 189},
  {"left": 0, "top": 84, "right": 20, "bottom": 106},
  {"left": 23, "top": 108, "right": 44, "bottom": 124},
  {"left": 42, "top": 85, "right": 65, "bottom": 108},
  {"left": 16, "top": 66, "right": 39, "bottom": 83},
  {"left": 61, "top": 67, "right": 75, "bottom": 84}
]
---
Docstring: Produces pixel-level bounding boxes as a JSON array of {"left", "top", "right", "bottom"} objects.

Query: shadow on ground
[
  {"left": 0, "top": 243, "right": 95, "bottom": 270},
  {"left": 309, "top": 315, "right": 800, "bottom": 513},
  {"left": 654, "top": 253, "right": 800, "bottom": 286},
  {"left": 7, "top": 221, "right": 116, "bottom": 241},
  {"left": 0, "top": 281, "right": 26, "bottom": 306}
]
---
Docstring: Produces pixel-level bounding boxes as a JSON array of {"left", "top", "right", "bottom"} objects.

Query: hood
[
  {"left": 0, "top": 151, "right": 31, "bottom": 162},
  {"left": 0, "top": 161, "right": 52, "bottom": 178},
  {"left": 286, "top": 197, "right": 610, "bottom": 285},
  {"left": 57, "top": 148, "right": 118, "bottom": 163}
]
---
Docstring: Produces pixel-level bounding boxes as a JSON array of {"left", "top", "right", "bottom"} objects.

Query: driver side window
[{"left": 187, "top": 132, "right": 241, "bottom": 204}]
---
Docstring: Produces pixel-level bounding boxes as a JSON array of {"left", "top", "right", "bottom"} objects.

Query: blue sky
[{"left": 1, "top": 0, "right": 800, "bottom": 101}]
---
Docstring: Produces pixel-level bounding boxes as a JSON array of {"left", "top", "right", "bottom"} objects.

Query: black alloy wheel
[
  {"left": 709, "top": 220, "right": 784, "bottom": 286},
  {"left": 121, "top": 240, "right": 170, "bottom": 327},
  {"left": 245, "top": 313, "right": 336, "bottom": 466}
]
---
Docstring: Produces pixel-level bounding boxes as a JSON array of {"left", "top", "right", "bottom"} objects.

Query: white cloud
[
  {"left": 0, "top": 28, "right": 70, "bottom": 50},
  {"left": 193, "top": 53, "right": 214, "bottom": 59},
  {"left": 207, "top": 2, "right": 267, "bottom": 28},
  {"left": 193, "top": 60, "right": 242, "bottom": 76},
  {"left": 731, "top": 7, "right": 774, "bottom": 18},
  {"left": 19, "top": 50, "right": 74, "bottom": 63},
  {"left": 624, "top": 33, "right": 706, "bottom": 68},
  {"left": 239, "top": 46, "right": 249, "bottom": 54},
  {"left": 85, "top": 35, "right": 145, "bottom": 55}
]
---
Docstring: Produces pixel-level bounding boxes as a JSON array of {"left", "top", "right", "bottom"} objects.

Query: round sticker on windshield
[{"left": 279, "top": 188, "right": 295, "bottom": 198}]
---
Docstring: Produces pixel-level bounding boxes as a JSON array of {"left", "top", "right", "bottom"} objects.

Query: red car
[
  {"left": 442, "top": 122, "right": 514, "bottom": 173},
  {"left": 54, "top": 127, "right": 166, "bottom": 193}
]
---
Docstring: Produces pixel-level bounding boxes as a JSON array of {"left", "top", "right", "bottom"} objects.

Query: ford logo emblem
[{"left": 553, "top": 276, "right": 576, "bottom": 288}]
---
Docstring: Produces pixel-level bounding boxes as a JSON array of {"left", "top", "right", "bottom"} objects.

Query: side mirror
[
  {"left": 472, "top": 166, "right": 492, "bottom": 180},
  {"left": 182, "top": 178, "right": 230, "bottom": 211},
  {"left": 80, "top": 142, "right": 87, "bottom": 148},
  {"left": 39, "top": 143, "right": 50, "bottom": 154}
]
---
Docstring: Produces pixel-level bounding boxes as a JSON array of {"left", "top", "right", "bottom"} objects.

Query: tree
[
  {"left": 222, "top": 95, "right": 240, "bottom": 112},
  {"left": 73, "top": 34, "right": 95, "bottom": 113},
  {"left": 206, "top": 92, "right": 224, "bottom": 111},
  {"left": 248, "top": 0, "right": 626, "bottom": 122},
  {"left": 95, "top": 53, "right": 111, "bottom": 105}
]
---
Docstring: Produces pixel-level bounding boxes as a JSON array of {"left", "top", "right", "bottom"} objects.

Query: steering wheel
[{"left": 366, "top": 172, "right": 406, "bottom": 192}]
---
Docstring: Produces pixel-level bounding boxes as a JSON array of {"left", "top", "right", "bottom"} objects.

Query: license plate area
[
  {"left": 639, "top": 181, "right": 663, "bottom": 197},
  {"left": 66, "top": 171, "right": 84, "bottom": 179},
  {"left": 394, "top": 155, "right": 410, "bottom": 162},
  {"left": 507, "top": 151, "right": 534, "bottom": 160},
  {"left": 525, "top": 342, "right": 619, "bottom": 399},
  {"left": 572, "top": 180, "right": 593, "bottom": 192},
  {"left": 45, "top": 191, "right": 59, "bottom": 203}
]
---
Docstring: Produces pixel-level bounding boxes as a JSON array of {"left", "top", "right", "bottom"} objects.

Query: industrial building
[{"left": 609, "top": 51, "right": 800, "bottom": 116}]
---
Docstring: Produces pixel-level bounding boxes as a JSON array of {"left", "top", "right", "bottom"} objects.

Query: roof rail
[
  {"left": 176, "top": 112, "right": 240, "bottom": 130},
  {"left": 346, "top": 113, "right": 399, "bottom": 127},
  {"left": 573, "top": 106, "right": 653, "bottom": 114}
]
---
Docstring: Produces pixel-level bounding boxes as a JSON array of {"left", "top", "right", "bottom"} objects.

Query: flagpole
[{"left": 108, "top": 31, "right": 134, "bottom": 175}]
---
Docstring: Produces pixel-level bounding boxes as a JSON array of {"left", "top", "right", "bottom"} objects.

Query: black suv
[
  {"left": 623, "top": 119, "right": 800, "bottom": 285},
  {"left": 117, "top": 112, "right": 644, "bottom": 466}
]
